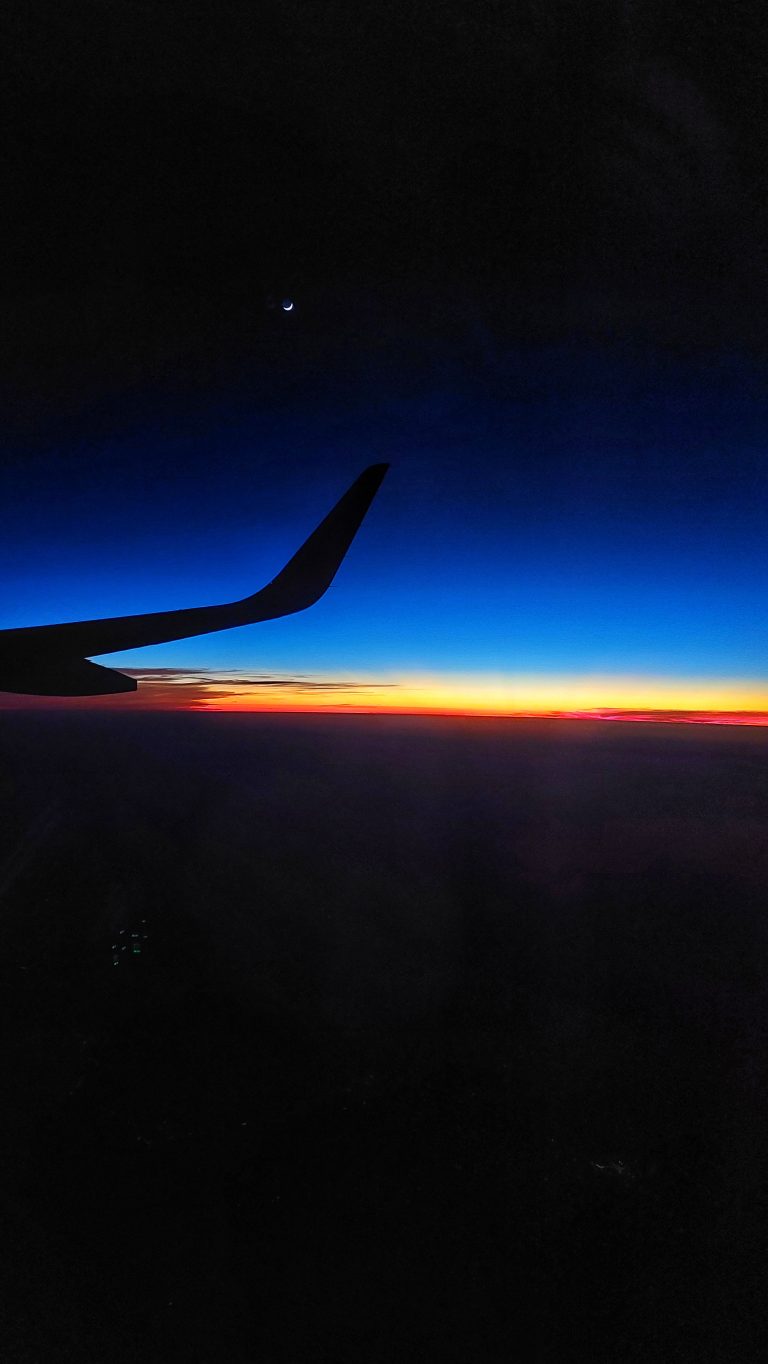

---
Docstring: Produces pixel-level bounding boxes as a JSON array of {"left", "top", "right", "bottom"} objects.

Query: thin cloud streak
[
  {"left": 0, "top": 669, "right": 400, "bottom": 710},
  {"left": 123, "top": 668, "right": 396, "bottom": 691}
]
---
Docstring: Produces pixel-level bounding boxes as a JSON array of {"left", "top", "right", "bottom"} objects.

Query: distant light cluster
[{"left": 112, "top": 919, "right": 148, "bottom": 966}]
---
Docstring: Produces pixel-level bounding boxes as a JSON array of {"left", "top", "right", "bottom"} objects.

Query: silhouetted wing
[
  {"left": 0, "top": 465, "right": 388, "bottom": 660},
  {"left": 0, "top": 658, "right": 138, "bottom": 696}
]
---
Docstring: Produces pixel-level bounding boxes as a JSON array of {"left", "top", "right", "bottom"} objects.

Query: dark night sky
[{"left": 3, "top": 2, "right": 768, "bottom": 710}]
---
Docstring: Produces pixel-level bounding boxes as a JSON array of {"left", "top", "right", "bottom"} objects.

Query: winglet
[
  {"left": 241, "top": 463, "right": 389, "bottom": 618},
  {"left": 0, "top": 464, "right": 390, "bottom": 669}
]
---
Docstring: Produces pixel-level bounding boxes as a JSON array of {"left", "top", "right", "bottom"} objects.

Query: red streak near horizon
[
  {"left": 202, "top": 704, "right": 768, "bottom": 726},
  {"left": 3, "top": 693, "right": 768, "bottom": 727},
  {"left": 556, "top": 709, "right": 768, "bottom": 726}
]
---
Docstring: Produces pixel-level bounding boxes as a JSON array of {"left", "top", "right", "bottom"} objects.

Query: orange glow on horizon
[
  {"left": 199, "top": 672, "right": 768, "bottom": 724},
  {"left": 3, "top": 670, "right": 768, "bottom": 725}
]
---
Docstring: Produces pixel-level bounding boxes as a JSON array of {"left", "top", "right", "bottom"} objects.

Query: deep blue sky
[{"left": 3, "top": 343, "right": 768, "bottom": 688}]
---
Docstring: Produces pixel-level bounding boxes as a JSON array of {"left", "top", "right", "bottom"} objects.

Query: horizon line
[
  {"left": 4, "top": 703, "right": 768, "bottom": 727},
  {"left": 201, "top": 706, "right": 768, "bottom": 726}
]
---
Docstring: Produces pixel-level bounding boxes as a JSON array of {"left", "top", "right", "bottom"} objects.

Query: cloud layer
[{"left": 2, "top": 668, "right": 768, "bottom": 725}]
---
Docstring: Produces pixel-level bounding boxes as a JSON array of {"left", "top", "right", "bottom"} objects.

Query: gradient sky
[{"left": 3, "top": 4, "right": 768, "bottom": 719}]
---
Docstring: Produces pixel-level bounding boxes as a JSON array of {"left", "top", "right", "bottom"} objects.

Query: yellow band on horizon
[{"left": 200, "top": 672, "right": 768, "bottom": 714}]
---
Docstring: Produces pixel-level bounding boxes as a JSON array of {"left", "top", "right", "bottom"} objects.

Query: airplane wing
[
  {"left": 0, "top": 658, "right": 139, "bottom": 697},
  {"left": 0, "top": 464, "right": 388, "bottom": 695}
]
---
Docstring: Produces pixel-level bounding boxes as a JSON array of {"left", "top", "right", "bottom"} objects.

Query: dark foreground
[{"left": 0, "top": 712, "right": 766, "bottom": 1362}]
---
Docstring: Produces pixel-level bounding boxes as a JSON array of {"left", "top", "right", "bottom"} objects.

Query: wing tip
[
  {"left": 358, "top": 462, "right": 389, "bottom": 490},
  {"left": 239, "top": 462, "right": 390, "bottom": 618}
]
